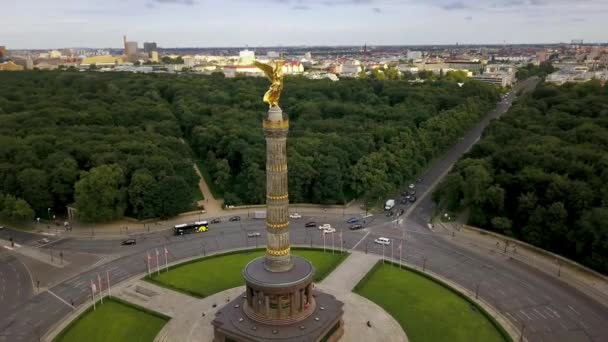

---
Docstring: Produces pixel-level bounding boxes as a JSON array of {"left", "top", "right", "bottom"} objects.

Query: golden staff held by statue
[{"left": 254, "top": 60, "right": 285, "bottom": 108}]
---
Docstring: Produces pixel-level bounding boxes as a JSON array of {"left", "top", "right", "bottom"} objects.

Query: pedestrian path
[{"left": 317, "top": 251, "right": 407, "bottom": 342}]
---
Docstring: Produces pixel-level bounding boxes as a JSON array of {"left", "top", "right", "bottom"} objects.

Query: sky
[{"left": 2, "top": 0, "right": 607, "bottom": 49}]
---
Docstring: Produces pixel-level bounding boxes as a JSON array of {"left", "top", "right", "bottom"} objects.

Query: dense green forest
[
  {"left": 433, "top": 80, "right": 608, "bottom": 273},
  {"left": 0, "top": 72, "right": 200, "bottom": 222},
  {"left": 176, "top": 74, "right": 500, "bottom": 205},
  {"left": 0, "top": 71, "right": 500, "bottom": 222}
]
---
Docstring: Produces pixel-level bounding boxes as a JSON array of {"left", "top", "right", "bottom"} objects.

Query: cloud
[
  {"left": 151, "top": 0, "right": 197, "bottom": 5},
  {"left": 441, "top": 2, "right": 468, "bottom": 10},
  {"left": 292, "top": 5, "right": 310, "bottom": 10},
  {"left": 372, "top": 7, "right": 382, "bottom": 13},
  {"left": 464, "top": 15, "right": 473, "bottom": 20}
]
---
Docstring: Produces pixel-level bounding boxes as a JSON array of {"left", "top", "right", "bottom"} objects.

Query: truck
[
  {"left": 384, "top": 199, "right": 395, "bottom": 211},
  {"left": 253, "top": 211, "right": 267, "bottom": 219}
]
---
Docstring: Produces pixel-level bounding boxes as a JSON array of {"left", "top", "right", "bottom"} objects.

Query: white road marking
[
  {"left": 519, "top": 310, "right": 533, "bottom": 320},
  {"left": 568, "top": 305, "right": 581, "bottom": 316},
  {"left": 351, "top": 231, "right": 371, "bottom": 251},
  {"left": 547, "top": 307, "right": 560, "bottom": 318},
  {"left": 533, "top": 308, "right": 546, "bottom": 319},
  {"left": 47, "top": 290, "right": 74, "bottom": 309}
]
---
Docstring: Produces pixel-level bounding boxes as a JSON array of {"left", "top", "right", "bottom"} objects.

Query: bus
[{"left": 174, "top": 221, "right": 208, "bottom": 235}]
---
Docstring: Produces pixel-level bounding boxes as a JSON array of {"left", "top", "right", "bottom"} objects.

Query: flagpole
[
  {"left": 331, "top": 232, "right": 335, "bottom": 254},
  {"left": 323, "top": 232, "right": 326, "bottom": 252},
  {"left": 156, "top": 248, "right": 160, "bottom": 276},
  {"left": 399, "top": 240, "right": 403, "bottom": 269},
  {"left": 340, "top": 230, "right": 343, "bottom": 253},
  {"left": 164, "top": 246, "right": 169, "bottom": 272},
  {"left": 91, "top": 280, "right": 96, "bottom": 311},
  {"left": 107, "top": 270, "right": 111, "bottom": 298},
  {"left": 382, "top": 244, "right": 385, "bottom": 263},
  {"left": 391, "top": 241, "right": 394, "bottom": 267},
  {"left": 98, "top": 274, "right": 103, "bottom": 304},
  {"left": 147, "top": 251, "right": 151, "bottom": 277}
]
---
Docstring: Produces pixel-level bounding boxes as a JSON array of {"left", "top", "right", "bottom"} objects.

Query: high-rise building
[
  {"left": 150, "top": 51, "right": 159, "bottom": 63},
  {"left": 143, "top": 42, "right": 157, "bottom": 54},
  {"left": 123, "top": 35, "right": 138, "bottom": 59}
]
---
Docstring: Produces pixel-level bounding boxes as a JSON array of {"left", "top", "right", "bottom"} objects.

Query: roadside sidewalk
[{"left": 437, "top": 222, "right": 608, "bottom": 309}]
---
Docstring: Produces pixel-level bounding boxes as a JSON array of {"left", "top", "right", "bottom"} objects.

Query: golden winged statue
[{"left": 254, "top": 60, "right": 284, "bottom": 108}]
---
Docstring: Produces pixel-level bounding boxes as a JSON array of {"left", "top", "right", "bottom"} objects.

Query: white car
[
  {"left": 323, "top": 228, "right": 336, "bottom": 234},
  {"left": 374, "top": 237, "right": 391, "bottom": 245},
  {"left": 38, "top": 238, "right": 50, "bottom": 244},
  {"left": 247, "top": 232, "right": 261, "bottom": 237},
  {"left": 289, "top": 213, "right": 302, "bottom": 219},
  {"left": 408, "top": 183, "right": 415, "bottom": 189},
  {"left": 318, "top": 223, "right": 332, "bottom": 230}
]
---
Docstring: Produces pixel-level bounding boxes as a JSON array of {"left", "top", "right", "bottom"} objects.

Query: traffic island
[
  {"left": 52, "top": 297, "right": 169, "bottom": 342},
  {"left": 354, "top": 261, "right": 511, "bottom": 342}
]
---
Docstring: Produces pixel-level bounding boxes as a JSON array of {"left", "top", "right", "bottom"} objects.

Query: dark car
[
  {"left": 409, "top": 189, "right": 416, "bottom": 196},
  {"left": 349, "top": 224, "right": 363, "bottom": 230},
  {"left": 210, "top": 218, "right": 221, "bottom": 224},
  {"left": 401, "top": 191, "right": 409, "bottom": 197},
  {"left": 409, "top": 196, "right": 417, "bottom": 203},
  {"left": 385, "top": 211, "right": 395, "bottom": 217},
  {"left": 400, "top": 198, "right": 408, "bottom": 204},
  {"left": 398, "top": 209, "right": 405, "bottom": 216},
  {"left": 229, "top": 216, "right": 241, "bottom": 222},
  {"left": 305, "top": 221, "right": 317, "bottom": 228},
  {"left": 121, "top": 238, "right": 136, "bottom": 245},
  {"left": 346, "top": 217, "right": 359, "bottom": 224}
]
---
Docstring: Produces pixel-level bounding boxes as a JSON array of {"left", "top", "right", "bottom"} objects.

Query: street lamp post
[
  {"left": 47, "top": 208, "right": 51, "bottom": 222},
  {"left": 475, "top": 283, "right": 480, "bottom": 299},
  {"left": 423, "top": 256, "right": 427, "bottom": 271}
]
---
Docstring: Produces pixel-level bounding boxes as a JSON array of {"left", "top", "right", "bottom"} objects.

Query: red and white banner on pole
[
  {"left": 146, "top": 251, "right": 152, "bottom": 277},
  {"left": 339, "top": 231, "right": 343, "bottom": 253},
  {"left": 398, "top": 240, "right": 403, "bottom": 269},
  {"left": 90, "top": 280, "right": 97, "bottom": 310},
  {"left": 97, "top": 273, "right": 103, "bottom": 304}
]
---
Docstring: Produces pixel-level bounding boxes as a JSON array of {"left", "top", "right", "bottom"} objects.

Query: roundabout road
[{"left": 1, "top": 77, "right": 607, "bottom": 342}]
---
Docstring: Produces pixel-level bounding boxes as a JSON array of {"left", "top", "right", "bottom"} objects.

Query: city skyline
[{"left": 3, "top": 0, "right": 608, "bottom": 49}]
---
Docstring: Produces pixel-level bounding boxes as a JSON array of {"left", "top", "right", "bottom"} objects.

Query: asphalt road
[{"left": 1, "top": 77, "right": 607, "bottom": 341}]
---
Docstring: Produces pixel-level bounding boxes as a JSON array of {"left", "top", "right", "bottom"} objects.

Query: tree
[
  {"left": 74, "top": 165, "right": 126, "bottom": 222},
  {"left": 49, "top": 156, "right": 79, "bottom": 205},
  {"left": 17, "top": 168, "right": 51, "bottom": 214},
  {"left": 13, "top": 198, "right": 35, "bottom": 221},
  {"left": 128, "top": 169, "right": 156, "bottom": 219},
  {"left": 147, "top": 176, "right": 192, "bottom": 218}
]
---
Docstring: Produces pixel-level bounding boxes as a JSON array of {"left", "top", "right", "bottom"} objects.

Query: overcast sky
[{"left": 2, "top": 0, "right": 607, "bottom": 49}]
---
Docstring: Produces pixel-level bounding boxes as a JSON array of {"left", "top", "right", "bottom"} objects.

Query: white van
[{"left": 374, "top": 237, "right": 391, "bottom": 245}]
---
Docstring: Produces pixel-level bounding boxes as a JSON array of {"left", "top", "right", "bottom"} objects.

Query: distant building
[
  {"left": 0, "top": 46, "right": 6, "bottom": 59},
  {"left": 0, "top": 61, "right": 24, "bottom": 71},
  {"left": 150, "top": 51, "right": 159, "bottom": 63},
  {"left": 238, "top": 49, "right": 255, "bottom": 65},
  {"left": 282, "top": 61, "right": 304, "bottom": 75},
  {"left": 407, "top": 51, "right": 422, "bottom": 61},
  {"left": 446, "top": 59, "right": 483, "bottom": 74},
  {"left": 80, "top": 55, "right": 124, "bottom": 67},
  {"left": 339, "top": 60, "right": 362, "bottom": 77},
  {"left": 536, "top": 51, "right": 550, "bottom": 64},
  {"left": 472, "top": 73, "right": 513, "bottom": 87},
  {"left": 49, "top": 50, "right": 62, "bottom": 58},
  {"left": 25, "top": 56, "right": 34, "bottom": 70},
  {"left": 222, "top": 64, "right": 262, "bottom": 78},
  {"left": 123, "top": 35, "right": 138, "bottom": 60},
  {"left": 267, "top": 51, "right": 280, "bottom": 59},
  {"left": 143, "top": 42, "right": 157, "bottom": 54}
]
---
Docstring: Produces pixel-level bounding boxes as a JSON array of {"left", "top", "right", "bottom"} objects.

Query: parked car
[
  {"left": 318, "top": 223, "right": 332, "bottom": 230},
  {"left": 0, "top": 225, "right": 4, "bottom": 230},
  {"left": 409, "top": 189, "right": 416, "bottom": 196},
  {"left": 289, "top": 213, "right": 302, "bottom": 219},
  {"left": 349, "top": 224, "right": 363, "bottom": 230},
  {"left": 247, "top": 232, "right": 261, "bottom": 237},
  {"left": 409, "top": 196, "right": 417, "bottom": 203},
  {"left": 400, "top": 198, "right": 408, "bottom": 204},
  {"left": 38, "top": 238, "right": 50, "bottom": 244},
  {"left": 398, "top": 209, "right": 405, "bottom": 216},
  {"left": 409, "top": 183, "right": 415, "bottom": 189},
  {"left": 121, "top": 238, "right": 136, "bottom": 245},
  {"left": 210, "top": 218, "right": 221, "bottom": 224},
  {"left": 229, "top": 216, "right": 241, "bottom": 222},
  {"left": 385, "top": 211, "right": 394, "bottom": 217},
  {"left": 401, "top": 191, "right": 409, "bottom": 197},
  {"left": 346, "top": 217, "right": 359, "bottom": 224},
  {"left": 305, "top": 221, "right": 317, "bottom": 228},
  {"left": 374, "top": 237, "right": 391, "bottom": 245},
  {"left": 323, "top": 228, "right": 336, "bottom": 234}
]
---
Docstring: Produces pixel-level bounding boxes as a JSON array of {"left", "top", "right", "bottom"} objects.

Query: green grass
[
  {"left": 355, "top": 263, "right": 509, "bottom": 342},
  {"left": 53, "top": 298, "right": 169, "bottom": 342},
  {"left": 145, "top": 248, "right": 347, "bottom": 298}
]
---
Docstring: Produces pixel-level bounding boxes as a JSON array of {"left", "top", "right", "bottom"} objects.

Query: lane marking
[
  {"left": 47, "top": 290, "right": 73, "bottom": 309},
  {"left": 568, "top": 305, "right": 581, "bottom": 316},
  {"left": 351, "top": 231, "right": 371, "bottom": 251},
  {"left": 533, "top": 308, "right": 546, "bottom": 319}
]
